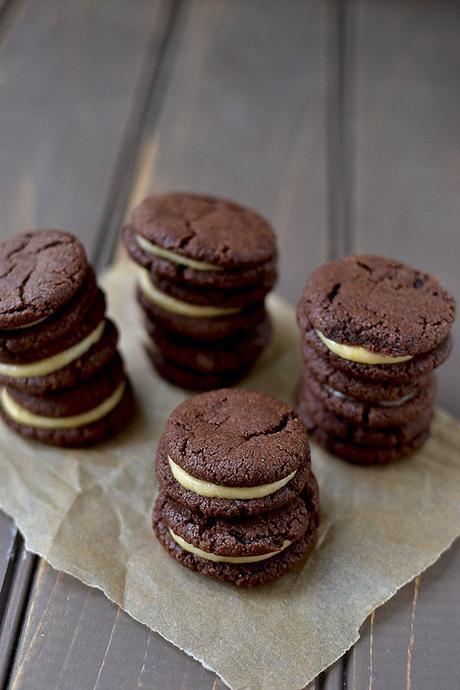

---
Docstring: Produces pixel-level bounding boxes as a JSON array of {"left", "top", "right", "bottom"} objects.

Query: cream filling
[
  {"left": 0, "top": 382, "right": 125, "bottom": 429},
  {"left": 169, "top": 528, "right": 292, "bottom": 564},
  {"left": 168, "top": 455, "right": 297, "bottom": 499},
  {"left": 1, "top": 315, "right": 48, "bottom": 332},
  {"left": 0, "top": 320, "right": 106, "bottom": 379},
  {"left": 138, "top": 268, "right": 240, "bottom": 318},
  {"left": 136, "top": 234, "right": 220, "bottom": 272},
  {"left": 325, "top": 384, "right": 415, "bottom": 408},
  {"left": 316, "top": 330, "right": 413, "bottom": 365}
]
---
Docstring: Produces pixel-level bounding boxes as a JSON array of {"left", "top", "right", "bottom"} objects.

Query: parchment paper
[{"left": 0, "top": 260, "right": 459, "bottom": 690}]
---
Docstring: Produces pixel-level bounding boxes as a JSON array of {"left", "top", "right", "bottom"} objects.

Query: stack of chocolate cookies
[
  {"left": 296, "top": 255, "right": 455, "bottom": 464},
  {"left": 123, "top": 193, "right": 277, "bottom": 390},
  {"left": 153, "top": 388, "right": 319, "bottom": 587},
  {"left": 0, "top": 230, "right": 133, "bottom": 446}
]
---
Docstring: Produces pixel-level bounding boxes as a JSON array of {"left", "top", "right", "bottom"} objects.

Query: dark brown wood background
[{"left": 0, "top": 1, "right": 459, "bottom": 688}]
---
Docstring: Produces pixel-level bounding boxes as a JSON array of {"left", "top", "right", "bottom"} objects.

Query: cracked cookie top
[
  {"left": 0, "top": 230, "right": 89, "bottom": 329},
  {"left": 128, "top": 192, "right": 276, "bottom": 269},
  {"left": 164, "top": 388, "right": 310, "bottom": 486},
  {"left": 298, "top": 255, "right": 455, "bottom": 357}
]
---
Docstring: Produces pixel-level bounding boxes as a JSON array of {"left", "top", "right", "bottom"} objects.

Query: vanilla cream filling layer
[
  {"left": 1, "top": 316, "right": 48, "bottom": 332},
  {"left": 169, "top": 528, "right": 292, "bottom": 564},
  {"left": 0, "top": 320, "right": 106, "bottom": 379},
  {"left": 136, "top": 234, "right": 220, "bottom": 272},
  {"left": 168, "top": 455, "right": 297, "bottom": 500},
  {"left": 138, "top": 268, "right": 241, "bottom": 318},
  {"left": 316, "top": 330, "right": 413, "bottom": 365},
  {"left": 324, "top": 384, "right": 416, "bottom": 408},
  {"left": 0, "top": 382, "right": 125, "bottom": 429}
]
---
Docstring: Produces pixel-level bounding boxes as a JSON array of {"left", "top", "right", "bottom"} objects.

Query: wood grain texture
[
  {"left": 0, "top": 0, "right": 168, "bottom": 255},
  {"left": 346, "top": 1, "right": 460, "bottom": 688}
]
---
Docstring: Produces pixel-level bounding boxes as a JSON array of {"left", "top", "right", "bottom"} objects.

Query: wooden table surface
[{"left": 0, "top": 1, "right": 459, "bottom": 688}]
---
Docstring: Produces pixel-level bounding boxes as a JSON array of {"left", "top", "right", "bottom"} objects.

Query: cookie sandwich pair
[
  {"left": 153, "top": 388, "right": 319, "bottom": 586},
  {"left": 123, "top": 193, "right": 277, "bottom": 390},
  {"left": 296, "top": 255, "right": 455, "bottom": 464},
  {"left": 0, "top": 230, "right": 133, "bottom": 446}
]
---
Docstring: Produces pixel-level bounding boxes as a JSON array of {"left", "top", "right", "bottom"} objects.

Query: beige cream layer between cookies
[
  {"left": 138, "top": 267, "right": 241, "bottom": 318},
  {"left": 0, "top": 381, "right": 125, "bottom": 430},
  {"left": 136, "top": 234, "right": 221, "bottom": 272},
  {"left": 0, "top": 320, "right": 106, "bottom": 379},
  {"left": 168, "top": 455, "right": 297, "bottom": 500},
  {"left": 169, "top": 528, "right": 292, "bottom": 564},
  {"left": 316, "top": 329, "right": 413, "bottom": 365}
]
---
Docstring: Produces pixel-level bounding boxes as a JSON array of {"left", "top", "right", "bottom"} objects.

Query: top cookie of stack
[
  {"left": 123, "top": 193, "right": 277, "bottom": 389},
  {"left": 0, "top": 230, "right": 133, "bottom": 446},
  {"left": 296, "top": 255, "right": 455, "bottom": 464}
]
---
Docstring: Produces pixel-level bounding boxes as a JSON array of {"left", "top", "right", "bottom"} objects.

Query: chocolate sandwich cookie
[
  {"left": 0, "top": 230, "right": 89, "bottom": 330},
  {"left": 148, "top": 353, "right": 252, "bottom": 391},
  {"left": 0, "top": 318, "right": 119, "bottom": 394},
  {"left": 296, "top": 382, "right": 433, "bottom": 447},
  {"left": 0, "top": 356, "right": 134, "bottom": 447},
  {"left": 145, "top": 315, "right": 271, "bottom": 390},
  {"left": 302, "top": 415, "right": 429, "bottom": 465},
  {"left": 298, "top": 255, "right": 455, "bottom": 361},
  {"left": 153, "top": 485, "right": 319, "bottom": 587},
  {"left": 150, "top": 272, "right": 273, "bottom": 309},
  {"left": 301, "top": 344, "right": 433, "bottom": 403},
  {"left": 0, "top": 269, "right": 100, "bottom": 361},
  {"left": 123, "top": 192, "right": 277, "bottom": 290},
  {"left": 0, "top": 286, "right": 105, "bottom": 364},
  {"left": 156, "top": 388, "right": 312, "bottom": 517},
  {"left": 301, "top": 323, "right": 452, "bottom": 384},
  {"left": 137, "top": 286, "right": 267, "bottom": 341},
  {"left": 303, "top": 371, "right": 436, "bottom": 428}
]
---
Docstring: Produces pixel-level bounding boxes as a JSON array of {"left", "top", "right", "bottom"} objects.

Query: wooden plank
[
  {"left": 9, "top": 563, "right": 224, "bottom": 690},
  {"left": 347, "top": 1, "right": 460, "bottom": 688},
  {"left": 8, "top": 1, "right": 329, "bottom": 688},
  {"left": 0, "top": 0, "right": 173, "bottom": 685},
  {"left": 0, "top": 0, "right": 169, "bottom": 257}
]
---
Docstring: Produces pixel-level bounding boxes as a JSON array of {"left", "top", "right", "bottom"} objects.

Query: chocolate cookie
[
  {"left": 145, "top": 315, "right": 271, "bottom": 375},
  {"left": 0, "top": 230, "right": 89, "bottom": 330},
  {"left": 296, "top": 384, "right": 433, "bottom": 447},
  {"left": 153, "top": 484, "right": 319, "bottom": 587},
  {"left": 303, "top": 417, "right": 429, "bottom": 465},
  {"left": 0, "top": 373, "right": 134, "bottom": 447},
  {"left": 137, "top": 287, "right": 267, "bottom": 341},
  {"left": 0, "top": 270, "right": 100, "bottom": 361},
  {"left": 0, "top": 286, "right": 105, "bottom": 365},
  {"left": 0, "top": 318, "right": 119, "bottom": 393},
  {"left": 301, "top": 324, "right": 452, "bottom": 383},
  {"left": 298, "top": 255, "right": 455, "bottom": 358},
  {"left": 156, "top": 389, "right": 311, "bottom": 516},
  {"left": 6, "top": 354, "right": 124, "bottom": 417},
  {"left": 302, "top": 371, "right": 436, "bottom": 428},
  {"left": 301, "top": 343, "right": 432, "bottom": 403},
  {"left": 149, "top": 272, "right": 273, "bottom": 309},
  {"left": 123, "top": 192, "right": 277, "bottom": 282},
  {"left": 124, "top": 223, "right": 277, "bottom": 289},
  {"left": 148, "top": 352, "right": 253, "bottom": 392}
]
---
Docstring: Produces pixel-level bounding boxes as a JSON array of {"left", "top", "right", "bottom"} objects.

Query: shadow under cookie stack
[
  {"left": 123, "top": 193, "right": 277, "bottom": 390},
  {"left": 0, "top": 230, "right": 133, "bottom": 446},
  {"left": 153, "top": 389, "right": 319, "bottom": 587},
  {"left": 296, "top": 255, "right": 455, "bottom": 465}
]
